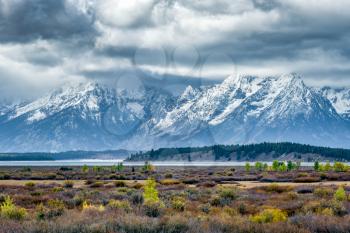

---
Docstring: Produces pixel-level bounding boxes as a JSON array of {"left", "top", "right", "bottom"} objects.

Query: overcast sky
[{"left": 1, "top": 0, "right": 350, "bottom": 99}]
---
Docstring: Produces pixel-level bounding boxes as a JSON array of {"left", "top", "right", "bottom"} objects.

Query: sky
[{"left": 1, "top": 0, "right": 350, "bottom": 99}]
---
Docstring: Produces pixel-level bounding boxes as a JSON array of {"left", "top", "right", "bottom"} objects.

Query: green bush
[
  {"left": 333, "top": 162, "right": 349, "bottom": 172},
  {"left": 219, "top": 188, "right": 238, "bottom": 201},
  {"left": 0, "top": 196, "right": 27, "bottom": 220},
  {"left": 334, "top": 186, "right": 347, "bottom": 201},
  {"left": 82, "top": 164, "right": 89, "bottom": 173},
  {"left": 250, "top": 208, "right": 287, "bottom": 223}
]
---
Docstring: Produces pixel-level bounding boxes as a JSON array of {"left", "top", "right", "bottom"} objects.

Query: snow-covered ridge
[
  {"left": 1, "top": 73, "right": 350, "bottom": 152},
  {"left": 9, "top": 82, "right": 115, "bottom": 122}
]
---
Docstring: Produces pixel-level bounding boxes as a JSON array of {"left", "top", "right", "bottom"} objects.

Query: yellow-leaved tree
[{"left": 143, "top": 178, "right": 159, "bottom": 203}]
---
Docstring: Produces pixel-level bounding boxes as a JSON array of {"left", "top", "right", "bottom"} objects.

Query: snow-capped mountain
[
  {"left": 1, "top": 73, "right": 350, "bottom": 152},
  {"left": 320, "top": 87, "right": 350, "bottom": 120},
  {"left": 154, "top": 73, "right": 350, "bottom": 148},
  {"left": 0, "top": 81, "right": 174, "bottom": 152}
]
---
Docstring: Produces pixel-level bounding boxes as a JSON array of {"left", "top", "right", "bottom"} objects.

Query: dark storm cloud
[
  {"left": 1, "top": 0, "right": 350, "bottom": 90},
  {"left": 0, "top": 0, "right": 97, "bottom": 43}
]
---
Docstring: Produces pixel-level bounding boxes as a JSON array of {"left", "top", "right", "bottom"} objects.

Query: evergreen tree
[
  {"left": 314, "top": 161, "right": 320, "bottom": 171},
  {"left": 245, "top": 162, "right": 251, "bottom": 172}
]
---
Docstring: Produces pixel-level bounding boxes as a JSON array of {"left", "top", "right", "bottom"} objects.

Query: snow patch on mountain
[{"left": 321, "top": 87, "right": 350, "bottom": 119}]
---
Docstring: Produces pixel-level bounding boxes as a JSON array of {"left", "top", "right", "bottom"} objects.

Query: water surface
[{"left": 0, "top": 159, "right": 322, "bottom": 167}]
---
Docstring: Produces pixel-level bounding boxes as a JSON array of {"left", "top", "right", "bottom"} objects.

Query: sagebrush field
[{"left": 1, "top": 162, "right": 350, "bottom": 233}]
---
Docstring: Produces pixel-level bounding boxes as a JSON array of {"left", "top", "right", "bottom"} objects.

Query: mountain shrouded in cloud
[
  {"left": 1, "top": 1, "right": 350, "bottom": 151},
  {"left": 1, "top": 73, "right": 350, "bottom": 152}
]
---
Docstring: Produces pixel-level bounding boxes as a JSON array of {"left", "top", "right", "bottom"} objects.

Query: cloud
[
  {"left": 0, "top": 0, "right": 97, "bottom": 43},
  {"left": 0, "top": 0, "right": 350, "bottom": 97}
]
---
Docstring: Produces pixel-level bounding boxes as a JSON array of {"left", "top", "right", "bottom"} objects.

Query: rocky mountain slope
[{"left": 0, "top": 73, "right": 349, "bottom": 152}]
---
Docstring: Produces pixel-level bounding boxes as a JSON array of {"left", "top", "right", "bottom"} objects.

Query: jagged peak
[
  {"left": 222, "top": 74, "right": 258, "bottom": 86},
  {"left": 57, "top": 81, "right": 104, "bottom": 94},
  {"left": 279, "top": 73, "right": 305, "bottom": 86}
]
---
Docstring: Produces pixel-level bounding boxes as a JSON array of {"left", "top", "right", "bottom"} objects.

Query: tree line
[{"left": 128, "top": 142, "right": 350, "bottom": 161}]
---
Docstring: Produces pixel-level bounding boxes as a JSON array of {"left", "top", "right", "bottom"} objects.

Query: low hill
[{"left": 127, "top": 142, "right": 350, "bottom": 162}]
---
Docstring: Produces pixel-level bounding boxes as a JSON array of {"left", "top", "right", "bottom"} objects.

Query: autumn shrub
[
  {"left": 200, "top": 203, "right": 211, "bottom": 214},
  {"left": 25, "top": 182, "right": 35, "bottom": 188},
  {"left": 114, "top": 180, "right": 127, "bottom": 187},
  {"left": 290, "top": 215, "right": 350, "bottom": 233},
  {"left": 82, "top": 200, "right": 105, "bottom": 212},
  {"left": 46, "top": 199, "right": 65, "bottom": 218},
  {"left": 52, "top": 187, "right": 64, "bottom": 192},
  {"left": 334, "top": 186, "right": 347, "bottom": 201},
  {"left": 165, "top": 173, "right": 173, "bottom": 179},
  {"left": 314, "top": 187, "right": 333, "bottom": 198},
  {"left": 293, "top": 176, "right": 321, "bottom": 183},
  {"left": 132, "top": 182, "right": 143, "bottom": 189},
  {"left": 171, "top": 196, "right": 186, "bottom": 211},
  {"left": 219, "top": 187, "right": 238, "bottom": 201},
  {"left": 90, "top": 181, "right": 104, "bottom": 188},
  {"left": 160, "top": 179, "right": 181, "bottom": 185},
  {"left": 0, "top": 196, "right": 27, "bottom": 220},
  {"left": 182, "top": 178, "right": 199, "bottom": 184},
  {"left": 327, "top": 200, "right": 347, "bottom": 216},
  {"left": 64, "top": 180, "right": 74, "bottom": 188},
  {"left": 108, "top": 200, "right": 131, "bottom": 212},
  {"left": 262, "top": 184, "right": 293, "bottom": 193},
  {"left": 143, "top": 201, "right": 164, "bottom": 217},
  {"left": 250, "top": 208, "right": 287, "bottom": 223}
]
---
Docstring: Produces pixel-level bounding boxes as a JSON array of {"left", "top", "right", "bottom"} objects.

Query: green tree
[
  {"left": 111, "top": 164, "right": 117, "bottom": 172},
  {"left": 143, "top": 178, "right": 159, "bottom": 203},
  {"left": 255, "top": 162, "right": 263, "bottom": 172},
  {"left": 278, "top": 162, "right": 287, "bottom": 172},
  {"left": 93, "top": 166, "right": 102, "bottom": 173},
  {"left": 117, "top": 162, "right": 124, "bottom": 171},
  {"left": 324, "top": 161, "right": 332, "bottom": 172},
  {"left": 263, "top": 163, "right": 269, "bottom": 171},
  {"left": 272, "top": 160, "right": 279, "bottom": 171},
  {"left": 287, "top": 161, "right": 295, "bottom": 171},
  {"left": 82, "top": 164, "right": 89, "bottom": 173},
  {"left": 245, "top": 162, "right": 251, "bottom": 172},
  {"left": 333, "top": 162, "right": 348, "bottom": 172},
  {"left": 314, "top": 161, "right": 320, "bottom": 171}
]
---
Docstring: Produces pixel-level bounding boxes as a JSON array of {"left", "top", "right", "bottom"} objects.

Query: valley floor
[{"left": 0, "top": 166, "right": 350, "bottom": 233}]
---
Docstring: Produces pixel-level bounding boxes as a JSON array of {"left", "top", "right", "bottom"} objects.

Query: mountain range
[{"left": 1, "top": 73, "right": 350, "bottom": 152}]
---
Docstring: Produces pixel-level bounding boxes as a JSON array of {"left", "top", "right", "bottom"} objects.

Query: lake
[{"left": 0, "top": 159, "right": 324, "bottom": 167}]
